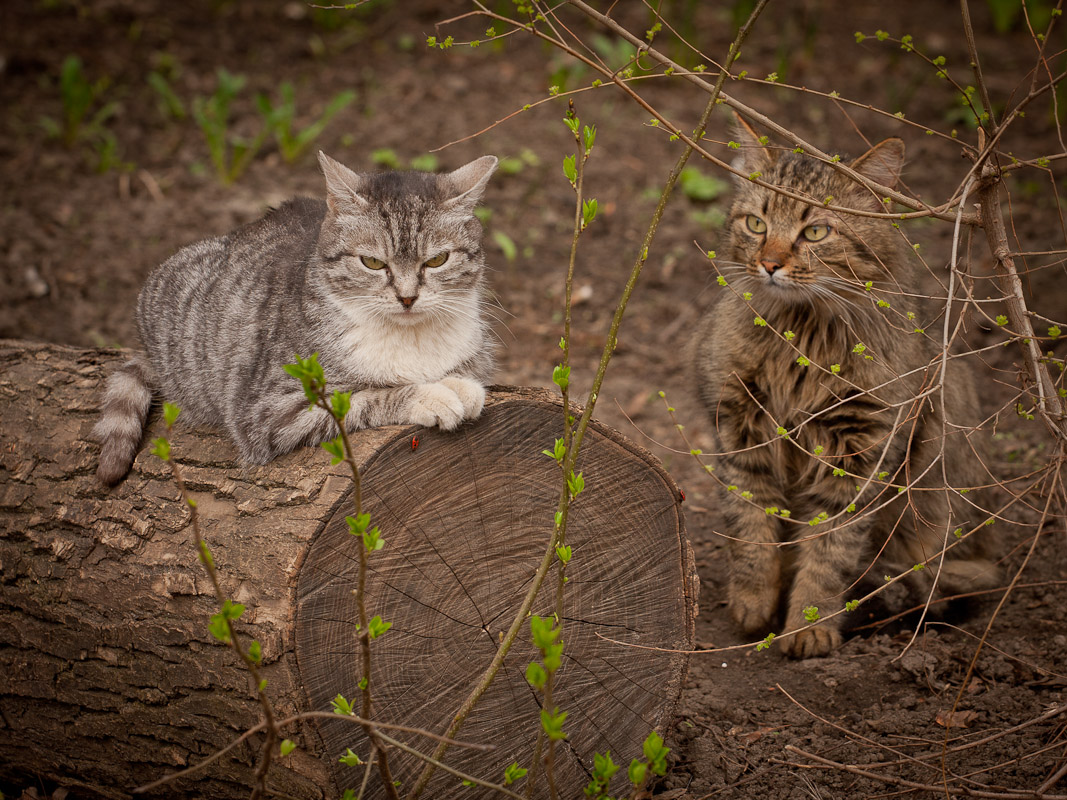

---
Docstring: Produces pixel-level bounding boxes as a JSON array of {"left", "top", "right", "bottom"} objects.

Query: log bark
[{"left": 0, "top": 340, "right": 698, "bottom": 799}]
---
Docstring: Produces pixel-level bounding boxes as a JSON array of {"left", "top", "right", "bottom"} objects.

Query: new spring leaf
[
  {"left": 582, "top": 198, "right": 598, "bottom": 228},
  {"left": 563, "top": 154, "right": 577, "bottom": 184},
  {"left": 552, "top": 364, "right": 570, "bottom": 391},
  {"left": 567, "top": 471, "right": 585, "bottom": 498},
  {"left": 163, "top": 402, "right": 181, "bottom": 428},
  {"left": 540, "top": 707, "right": 568, "bottom": 740}
]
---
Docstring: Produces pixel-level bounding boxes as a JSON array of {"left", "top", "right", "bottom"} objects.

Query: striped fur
[
  {"left": 94, "top": 355, "right": 153, "bottom": 485},
  {"left": 693, "top": 118, "right": 998, "bottom": 658},
  {"left": 94, "top": 152, "right": 498, "bottom": 485}
]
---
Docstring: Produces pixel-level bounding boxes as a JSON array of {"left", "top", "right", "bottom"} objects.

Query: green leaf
[
  {"left": 321, "top": 436, "right": 345, "bottom": 464},
  {"left": 163, "top": 402, "right": 181, "bottom": 427},
  {"left": 542, "top": 437, "right": 566, "bottom": 462},
  {"left": 543, "top": 642, "right": 563, "bottom": 673},
  {"left": 280, "top": 739, "right": 296, "bottom": 757},
  {"left": 208, "top": 613, "right": 231, "bottom": 643},
  {"left": 556, "top": 544, "right": 572, "bottom": 564},
  {"left": 339, "top": 747, "right": 363, "bottom": 767},
  {"left": 346, "top": 513, "right": 371, "bottom": 535},
  {"left": 491, "top": 230, "right": 517, "bottom": 262},
  {"left": 552, "top": 364, "right": 570, "bottom": 391},
  {"left": 678, "top": 166, "right": 729, "bottom": 201},
  {"left": 410, "top": 153, "right": 439, "bottom": 172},
  {"left": 756, "top": 632, "right": 775, "bottom": 651},
  {"left": 151, "top": 437, "right": 171, "bottom": 462},
  {"left": 248, "top": 640, "right": 262, "bottom": 664},
  {"left": 582, "top": 124, "right": 596, "bottom": 153},
  {"left": 284, "top": 352, "right": 326, "bottom": 404},
  {"left": 803, "top": 605, "right": 820, "bottom": 622},
  {"left": 563, "top": 154, "right": 577, "bottom": 183},
  {"left": 582, "top": 198, "right": 598, "bottom": 228},
  {"left": 530, "top": 615, "right": 560, "bottom": 650},
  {"left": 368, "top": 615, "right": 392, "bottom": 639},
  {"left": 628, "top": 759, "right": 647, "bottom": 785},
  {"left": 198, "top": 541, "right": 214, "bottom": 567},
  {"left": 593, "top": 751, "right": 620, "bottom": 782},
  {"left": 540, "top": 707, "right": 568, "bottom": 740},
  {"left": 567, "top": 470, "right": 585, "bottom": 498},
  {"left": 330, "top": 390, "right": 351, "bottom": 420},
  {"left": 371, "top": 148, "right": 401, "bottom": 169},
  {"left": 363, "top": 526, "right": 384, "bottom": 552},
  {"left": 331, "top": 694, "right": 354, "bottom": 715},
  {"left": 503, "top": 762, "right": 528, "bottom": 786},
  {"left": 525, "top": 661, "right": 547, "bottom": 689},
  {"left": 1049, "top": 325, "right": 1061, "bottom": 340},
  {"left": 222, "top": 599, "right": 245, "bottom": 620}
]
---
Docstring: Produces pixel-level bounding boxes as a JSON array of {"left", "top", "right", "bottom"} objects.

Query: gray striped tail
[{"left": 94, "top": 356, "right": 153, "bottom": 485}]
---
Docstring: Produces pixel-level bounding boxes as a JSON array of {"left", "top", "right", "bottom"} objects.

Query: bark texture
[{"left": 0, "top": 340, "right": 697, "bottom": 799}]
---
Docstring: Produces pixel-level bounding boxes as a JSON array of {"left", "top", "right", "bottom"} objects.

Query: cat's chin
[{"left": 390, "top": 308, "right": 431, "bottom": 325}]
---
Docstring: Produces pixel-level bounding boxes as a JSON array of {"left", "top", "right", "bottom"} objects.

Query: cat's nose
[
  {"left": 399, "top": 295, "right": 418, "bottom": 308},
  {"left": 760, "top": 259, "right": 784, "bottom": 274}
]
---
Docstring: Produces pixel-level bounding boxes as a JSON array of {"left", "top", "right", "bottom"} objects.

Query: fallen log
[{"left": 0, "top": 340, "right": 698, "bottom": 799}]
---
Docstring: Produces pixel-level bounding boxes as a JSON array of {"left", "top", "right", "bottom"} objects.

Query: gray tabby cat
[
  {"left": 694, "top": 116, "right": 998, "bottom": 658},
  {"left": 95, "top": 152, "right": 498, "bottom": 485}
]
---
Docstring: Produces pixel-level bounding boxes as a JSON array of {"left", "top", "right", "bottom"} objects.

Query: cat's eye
[
  {"left": 801, "top": 224, "right": 831, "bottom": 242},
  {"left": 745, "top": 215, "right": 767, "bottom": 234},
  {"left": 360, "top": 255, "right": 387, "bottom": 270},
  {"left": 423, "top": 252, "right": 449, "bottom": 268}
]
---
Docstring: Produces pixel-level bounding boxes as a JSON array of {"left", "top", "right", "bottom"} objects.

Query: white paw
[
  {"left": 408, "top": 383, "right": 466, "bottom": 431},
  {"left": 439, "top": 376, "right": 486, "bottom": 421}
]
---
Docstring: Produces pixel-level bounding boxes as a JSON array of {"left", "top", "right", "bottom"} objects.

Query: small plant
[
  {"left": 256, "top": 82, "right": 356, "bottom": 163},
  {"left": 40, "top": 55, "right": 118, "bottom": 148},
  {"left": 678, "top": 165, "right": 729, "bottom": 202},
  {"left": 147, "top": 71, "right": 187, "bottom": 121},
  {"left": 192, "top": 68, "right": 267, "bottom": 185}
]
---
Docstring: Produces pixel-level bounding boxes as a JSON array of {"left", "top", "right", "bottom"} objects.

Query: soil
[{"left": 3, "top": 1, "right": 1066, "bottom": 798}]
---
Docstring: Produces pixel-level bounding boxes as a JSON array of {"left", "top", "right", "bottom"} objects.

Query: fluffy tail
[{"left": 94, "top": 355, "right": 153, "bottom": 485}]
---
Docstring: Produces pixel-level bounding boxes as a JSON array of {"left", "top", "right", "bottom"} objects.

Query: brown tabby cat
[{"left": 693, "top": 116, "right": 998, "bottom": 658}]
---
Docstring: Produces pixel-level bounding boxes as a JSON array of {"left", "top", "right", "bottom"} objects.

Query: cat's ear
[
  {"left": 318, "top": 151, "right": 369, "bottom": 212},
  {"left": 849, "top": 138, "right": 905, "bottom": 189},
  {"left": 442, "top": 156, "right": 498, "bottom": 211},
  {"left": 730, "top": 112, "right": 773, "bottom": 178}
]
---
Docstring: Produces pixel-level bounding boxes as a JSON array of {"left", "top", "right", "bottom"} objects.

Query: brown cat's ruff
[{"left": 694, "top": 116, "right": 999, "bottom": 658}]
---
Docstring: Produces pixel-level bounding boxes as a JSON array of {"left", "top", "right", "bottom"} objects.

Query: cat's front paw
[
  {"left": 439, "top": 376, "right": 486, "bottom": 421},
  {"left": 408, "top": 383, "right": 466, "bottom": 430},
  {"left": 780, "top": 623, "right": 842, "bottom": 659},
  {"left": 728, "top": 580, "right": 778, "bottom": 634}
]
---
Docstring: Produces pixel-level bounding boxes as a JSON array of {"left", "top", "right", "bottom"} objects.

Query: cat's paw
[
  {"left": 728, "top": 581, "right": 778, "bottom": 634},
  {"left": 408, "top": 383, "right": 466, "bottom": 430},
  {"left": 439, "top": 376, "right": 486, "bottom": 421},
  {"left": 780, "top": 624, "right": 842, "bottom": 659}
]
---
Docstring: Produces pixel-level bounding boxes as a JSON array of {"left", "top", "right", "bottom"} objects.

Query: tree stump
[{"left": 0, "top": 340, "right": 698, "bottom": 799}]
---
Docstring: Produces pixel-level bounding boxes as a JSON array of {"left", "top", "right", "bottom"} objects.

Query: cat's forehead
[
  {"left": 745, "top": 152, "right": 841, "bottom": 218},
  {"left": 358, "top": 170, "right": 445, "bottom": 206}
]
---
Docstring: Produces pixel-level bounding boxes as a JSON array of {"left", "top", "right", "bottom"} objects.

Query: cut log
[{"left": 0, "top": 340, "right": 698, "bottom": 799}]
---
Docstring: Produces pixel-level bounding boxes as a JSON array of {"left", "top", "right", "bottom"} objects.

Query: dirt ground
[{"left": 3, "top": 1, "right": 1067, "bottom": 798}]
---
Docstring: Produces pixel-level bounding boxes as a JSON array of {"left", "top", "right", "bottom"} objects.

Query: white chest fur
[{"left": 329, "top": 304, "right": 483, "bottom": 385}]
